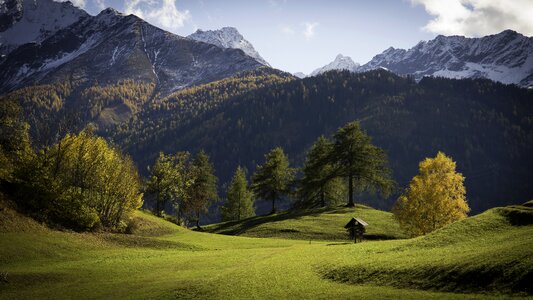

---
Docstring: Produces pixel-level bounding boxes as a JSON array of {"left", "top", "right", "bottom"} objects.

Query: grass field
[{"left": 1, "top": 198, "right": 532, "bottom": 299}]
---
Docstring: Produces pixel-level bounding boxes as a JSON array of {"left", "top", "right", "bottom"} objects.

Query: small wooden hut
[{"left": 344, "top": 217, "right": 368, "bottom": 243}]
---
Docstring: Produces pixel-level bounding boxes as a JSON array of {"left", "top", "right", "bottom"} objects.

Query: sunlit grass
[{"left": 0, "top": 205, "right": 531, "bottom": 299}]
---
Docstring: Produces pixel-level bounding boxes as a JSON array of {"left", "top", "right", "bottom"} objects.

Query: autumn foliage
[{"left": 393, "top": 152, "right": 470, "bottom": 236}]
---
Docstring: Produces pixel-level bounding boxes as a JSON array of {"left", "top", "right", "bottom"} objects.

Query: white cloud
[
  {"left": 281, "top": 26, "right": 295, "bottom": 35},
  {"left": 302, "top": 22, "right": 319, "bottom": 40},
  {"left": 412, "top": 0, "right": 533, "bottom": 36},
  {"left": 94, "top": 0, "right": 106, "bottom": 10},
  {"left": 124, "top": 0, "right": 191, "bottom": 31}
]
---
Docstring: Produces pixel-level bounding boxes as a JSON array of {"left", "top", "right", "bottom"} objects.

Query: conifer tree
[
  {"left": 186, "top": 151, "right": 218, "bottom": 228},
  {"left": 221, "top": 166, "right": 255, "bottom": 221},
  {"left": 331, "top": 121, "right": 394, "bottom": 207},
  {"left": 251, "top": 147, "right": 295, "bottom": 214},
  {"left": 299, "top": 136, "right": 346, "bottom": 207}
]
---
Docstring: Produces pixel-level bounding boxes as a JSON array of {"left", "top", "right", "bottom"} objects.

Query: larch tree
[
  {"left": 221, "top": 166, "right": 255, "bottom": 221},
  {"left": 185, "top": 151, "right": 218, "bottom": 228},
  {"left": 392, "top": 152, "right": 470, "bottom": 237},
  {"left": 299, "top": 136, "right": 346, "bottom": 207},
  {"left": 331, "top": 121, "right": 394, "bottom": 207},
  {"left": 251, "top": 147, "right": 295, "bottom": 214}
]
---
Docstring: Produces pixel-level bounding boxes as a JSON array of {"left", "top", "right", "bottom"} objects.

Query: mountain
[
  {"left": 360, "top": 30, "right": 533, "bottom": 87},
  {"left": 0, "top": 0, "right": 89, "bottom": 57},
  {"left": 292, "top": 72, "right": 306, "bottom": 79},
  {"left": 309, "top": 54, "right": 360, "bottom": 77},
  {"left": 188, "top": 27, "right": 270, "bottom": 66},
  {"left": 0, "top": 3, "right": 264, "bottom": 96}
]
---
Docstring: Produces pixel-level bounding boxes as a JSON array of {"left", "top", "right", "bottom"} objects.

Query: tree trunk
[
  {"left": 347, "top": 174, "right": 355, "bottom": 207},
  {"left": 321, "top": 189, "right": 325, "bottom": 207},
  {"left": 270, "top": 197, "right": 276, "bottom": 214},
  {"left": 196, "top": 211, "right": 201, "bottom": 229}
]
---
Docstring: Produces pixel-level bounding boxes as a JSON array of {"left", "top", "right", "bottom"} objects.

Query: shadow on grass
[{"left": 206, "top": 206, "right": 358, "bottom": 236}]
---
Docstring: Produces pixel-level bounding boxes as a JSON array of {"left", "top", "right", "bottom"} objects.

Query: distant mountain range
[
  {"left": 0, "top": 0, "right": 263, "bottom": 96},
  {"left": 296, "top": 30, "right": 533, "bottom": 88},
  {"left": 1, "top": 0, "right": 532, "bottom": 93}
]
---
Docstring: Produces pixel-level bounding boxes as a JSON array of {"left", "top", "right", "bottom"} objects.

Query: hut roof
[{"left": 344, "top": 217, "right": 368, "bottom": 228}]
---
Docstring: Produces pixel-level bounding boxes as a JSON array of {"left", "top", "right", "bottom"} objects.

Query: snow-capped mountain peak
[
  {"left": 309, "top": 54, "right": 360, "bottom": 77},
  {"left": 0, "top": 0, "right": 89, "bottom": 56},
  {"left": 360, "top": 30, "right": 533, "bottom": 87},
  {"left": 188, "top": 27, "right": 270, "bottom": 66}
]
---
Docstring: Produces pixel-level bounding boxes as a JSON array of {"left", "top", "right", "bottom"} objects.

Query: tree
[
  {"left": 185, "top": 151, "right": 218, "bottom": 228},
  {"left": 392, "top": 152, "right": 470, "bottom": 237},
  {"left": 251, "top": 147, "right": 295, "bottom": 214},
  {"left": 15, "top": 130, "right": 143, "bottom": 230},
  {"left": 170, "top": 151, "right": 193, "bottom": 225},
  {"left": 331, "top": 121, "right": 394, "bottom": 207},
  {"left": 221, "top": 166, "right": 255, "bottom": 221},
  {"left": 0, "top": 99, "right": 31, "bottom": 182},
  {"left": 147, "top": 152, "right": 180, "bottom": 216},
  {"left": 299, "top": 136, "right": 346, "bottom": 207}
]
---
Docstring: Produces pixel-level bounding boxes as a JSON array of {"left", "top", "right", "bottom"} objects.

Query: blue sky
[{"left": 72, "top": 0, "right": 533, "bottom": 74}]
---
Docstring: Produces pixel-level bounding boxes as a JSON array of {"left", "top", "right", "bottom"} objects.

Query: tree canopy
[
  {"left": 393, "top": 152, "right": 470, "bottom": 236},
  {"left": 331, "top": 121, "right": 394, "bottom": 207},
  {"left": 299, "top": 136, "right": 346, "bottom": 208},
  {"left": 221, "top": 166, "right": 255, "bottom": 221},
  {"left": 252, "top": 147, "right": 295, "bottom": 214}
]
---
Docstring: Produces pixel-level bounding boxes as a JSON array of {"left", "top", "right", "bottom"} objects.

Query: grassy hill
[
  {"left": 1, "top": 196, "right": 532, "bottom": 299},
  {"left": 203, "top": 205, "right": 407, "bottom": 241}
]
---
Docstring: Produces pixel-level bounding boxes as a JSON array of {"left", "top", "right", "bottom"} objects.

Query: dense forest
[{"left": 2, "top": 68, "right": 532, "bottom": 217}]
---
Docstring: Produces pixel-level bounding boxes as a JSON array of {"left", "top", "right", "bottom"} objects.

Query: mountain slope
[
  {"left": 309, "top": 54, "right": 360, "bottom": 77},
  {"left": 0, "top": 7, "right": 263, "bottom": 96},
  {"left": 0, "top": 0, "right": 88, "bottom": 57},
  {"left": 360, "top": 30, "right": 533, "bottom": 87},
  {"left": 188, "top": 27, "right": 270, "bottom": 66}
]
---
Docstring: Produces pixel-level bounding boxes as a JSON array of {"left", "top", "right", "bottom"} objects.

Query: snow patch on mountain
[
  {"left": 309, "top": 54, "right": 360, "bottom": 77},
  {"left": 188, "top": 27, "right": 270, "bottom": 66},
  {"left": 0, "top": 0, "right": 88, "bottom": 55},
  {"left": 360, "top": 30, "right": 533, "bottom": 87}
]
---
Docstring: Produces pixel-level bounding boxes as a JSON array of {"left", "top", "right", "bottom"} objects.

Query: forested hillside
[
  {"left": 111, "top": 70, "right": 533, "bottom": 213},
  {"left": 3, "top": 68, "right": 532, "bottom": 214}
]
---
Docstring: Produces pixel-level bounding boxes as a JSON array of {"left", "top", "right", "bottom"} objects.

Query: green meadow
[{"left": 1, "top": 198, "right": 532, "bottom": 299}]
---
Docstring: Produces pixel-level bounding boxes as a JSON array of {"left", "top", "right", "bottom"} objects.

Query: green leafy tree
[
  {"left": 0, "top": 99, "right": 31, "bottom": 182},
  {"left": 393, "top": 152, "right": 470, "bottom": 236},
  {"left": 16, "top": 130, "right": 142, "bottom": 230},
  {"left": 331, "top": 121, "right": 394, "bottom": 207},
  {"left": 299, "top": 136, "right": 346, "bottom": 207},
  {"left": 221, "top": 166, "right": 255, "bottom": 221},
  {"left": 147, "top": 152, "right": 180, "bottom": 216},
  {"left": 185, "top": 151, "right": 218, "bottom": 228},
  {"left": 252, "top": 147, "right": 295, "bottom": 214}
]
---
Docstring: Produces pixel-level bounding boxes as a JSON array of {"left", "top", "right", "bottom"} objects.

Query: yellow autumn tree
[{"left": 393, "top": 152, "right": 469, "bottom": 236}]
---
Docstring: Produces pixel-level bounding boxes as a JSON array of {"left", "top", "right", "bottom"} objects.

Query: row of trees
[
  {"left": 251, "top": 121, "right": 394, "bottom": 214},
  {"left": 146, "top": 151, "right": 218, "bottom": 227},
  {"left": 144, "top": 121, "right": 394, "bottom": 224}
]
